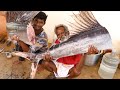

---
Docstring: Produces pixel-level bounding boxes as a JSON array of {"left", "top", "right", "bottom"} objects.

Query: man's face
[
  {"left": 56, "top": 27, "right": 66, "bottom": 40},
  {"left": 32, "top": 18, "right": 45, "bottom": 31},
  {"left": 56, "top": 26, "right": 69, "bottom": 42}
]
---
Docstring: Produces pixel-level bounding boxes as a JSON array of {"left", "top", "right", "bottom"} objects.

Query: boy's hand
[{"left": 11, "top": 35, "right": 19, "bottom": 41}]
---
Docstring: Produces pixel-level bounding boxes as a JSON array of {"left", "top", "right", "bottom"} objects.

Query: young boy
[{"left": 12, "top": 11, "right": 48, "bottom": 63}]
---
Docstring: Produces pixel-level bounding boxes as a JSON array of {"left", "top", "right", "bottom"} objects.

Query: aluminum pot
[{"left": 84, "top": 53, "right": 101, "bottom": 66}]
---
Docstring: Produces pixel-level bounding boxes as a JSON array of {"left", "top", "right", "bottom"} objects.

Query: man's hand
[
  {"left": 43, "top": 52, "right": 53, "bottom": 62},
  {"left": 87, "top": 45, "right": 99, "bottom": 55}
]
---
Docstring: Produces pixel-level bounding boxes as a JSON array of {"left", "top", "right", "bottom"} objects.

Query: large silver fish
[{"left": 11, "top": 11, "right": 113, "bottom": 62}]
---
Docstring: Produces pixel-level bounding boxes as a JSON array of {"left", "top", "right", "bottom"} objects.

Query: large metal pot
[{"left": 84, "top": 53, "right": 101, "bottom": 66}]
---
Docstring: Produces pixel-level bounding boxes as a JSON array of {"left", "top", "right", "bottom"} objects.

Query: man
[
  {"left": 41, "top": 24, "right": 104, "bottom": 79},
  {"left": 11, "top": 11, "right": 48, "bottom": 64}
]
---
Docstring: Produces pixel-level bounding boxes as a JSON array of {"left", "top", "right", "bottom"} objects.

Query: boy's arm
[{"left": 11, "top": 35, "right": 29, "bottom": 52}]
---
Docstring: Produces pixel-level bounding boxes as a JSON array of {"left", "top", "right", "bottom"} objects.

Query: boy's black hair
[{"left": 33, "top": 11, "right": 48, "bottom": 23}]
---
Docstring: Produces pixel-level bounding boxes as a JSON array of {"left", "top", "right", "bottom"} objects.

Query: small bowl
[{"left": 84, "top": 53, "right": 101, "bottom": 66}]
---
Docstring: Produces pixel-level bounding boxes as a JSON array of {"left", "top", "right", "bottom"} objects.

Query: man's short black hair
[{"left": 33, "top": 11, "right": 48, "bottom": 23}]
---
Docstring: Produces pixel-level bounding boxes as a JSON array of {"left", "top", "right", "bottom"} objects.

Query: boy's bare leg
[{"left": 13, "top": 40, "right": 30, "bottom": 64}]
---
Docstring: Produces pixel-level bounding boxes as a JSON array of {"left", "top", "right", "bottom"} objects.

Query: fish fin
[{"left": 67, "top": 11, "right": 101, "bottom": 37}]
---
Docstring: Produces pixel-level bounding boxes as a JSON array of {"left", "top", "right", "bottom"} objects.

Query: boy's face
[{"left": 32, "top": 18, "right": 45, "bottom": 31}]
